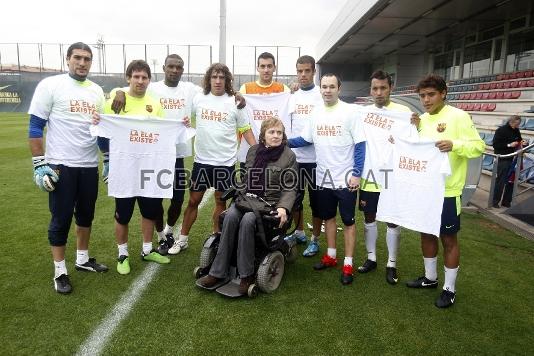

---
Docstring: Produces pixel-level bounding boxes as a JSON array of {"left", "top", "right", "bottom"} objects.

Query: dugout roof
[{"left": 317, "top": 0, "right": 528, "bottom": 64}]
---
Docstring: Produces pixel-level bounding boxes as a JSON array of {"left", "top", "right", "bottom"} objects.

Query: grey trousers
[{"left": 209, "top": 204, "right": 257, "bottom": 278}]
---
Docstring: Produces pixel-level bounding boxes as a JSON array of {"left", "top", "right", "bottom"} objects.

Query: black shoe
[
  {"left": 501, "top": 202, "right": 511, "bottom": 208},
  {"left": 492, "top": 203, "right": 500, "bottom": 208},
  {"left": 357, "top": 259, "right": 377, "bottom": 273},
  {"left": 435, "top": 289, "right": 456, "bottom": 308},
  {"left": 75, "top": 257, "right": 109, "bottom": 272},
  {"left": 340, "top": 264, "right": 354, "bottom": 285},
  {"left": 54, "top": 274, "right": 72, "bottom": 294},
  {"left": 406, "top": 276, "right": 438, "bottom": 288},
  {"left": 386, "top": 267, "right": 398, "bottom": 285}
]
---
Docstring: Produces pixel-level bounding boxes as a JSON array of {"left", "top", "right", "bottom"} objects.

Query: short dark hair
[
  {"left": 164, "top": 54, "right": 183, "bottom": 65},
  {"left": 66, "top": 42, "right": 92, "bottom": 59},
  {"left": 417, "top": 74, "right": 447, "bottom": 93},
  {"left": 296, "top": 55, "right": 316, "bottom": 70},
  {"left": 257, "top": 52, "right": 275, "bottom": 66},
  {"left": 126, "top": 60, "right": 151, "bottom": 79},
  {"left": 320, "top": 73, "right": 341, "bottom": 88},
  {"left": 370, "top": 70, "right": 392, "bottom": 87},
  {"left": 508, "top": 115, "right": 521, "bottom": 123},
  {"left": 202, "top": 63, "right": 235, "bottom": 96}
]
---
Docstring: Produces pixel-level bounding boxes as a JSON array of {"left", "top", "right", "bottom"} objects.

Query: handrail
[{"left": 486, "top": 142, "right": 534, "bottom": 208}]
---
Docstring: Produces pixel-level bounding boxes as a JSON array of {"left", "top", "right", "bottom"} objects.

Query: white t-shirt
[
  {"left": 288, "top": 86, "right": 322, "bottom": 163},
  {"left": 148, "top": 81, "right": 199, "bottom": 158},
  {"left": 237, "top": 92, "right": 291, "bottom": 162},
  {"left": 28, "top": 73, "right": 105, "bottom": 167},
  {"left": 90, "top": 114, "right": 183, "bottom": 198},
  {"left": 359, "top": 106, "right": 418, "bottom": 191},
  {"left": 193, "top": 93, "right": 249, "bottom": 166},
  {"left": 376, "top": 138, "right": 451, "bottom": 236},
  {"left": 300, "top": 101, "right": 366, "bottom": 189}
]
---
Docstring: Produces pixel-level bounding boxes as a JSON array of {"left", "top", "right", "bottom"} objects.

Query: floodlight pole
[{"left": 219, "top": 0, "right": 226, "bottom": 64}]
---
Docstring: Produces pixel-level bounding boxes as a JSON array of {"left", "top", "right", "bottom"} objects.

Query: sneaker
[
  {"left": 198, "top": 274, "right": 222, "bottom": 288},
  {"left": 284, "top": 234, "right": 296, "bottom": 247},
  {"left": 435, "top": 289, "right": 456, "bottom": 308},
  {"left": 157, "top": 233, "right": 174, "bottom": 256},
  {"left": 302, "top": 241, "right": 319, "bottom": 257},
  {"left": 75, "top": 257, "right": 109, "bottom": 273},
  {"left": 168, "top": 237, "right": 188, "bottom": 255},
  {"left": 116, "top": 255, "right": 130, "bottom": 275},
  {"left": 142, "top": 250, "right": 170, "bottom": 264},
  {"left": 386, "top": 267, "right": 398, "bottom": 285},
  {"left": 53, "top": 274, "right": 72, "bottom": 294},
  {"left": 340, "top": 264, "right": 353, "bottom": 285},
  {"left": 238, "top": 275, "right": 255, "bottom": 295},
  {"left": 295, "top": 231, "right": 308, "bottom": 244},
  {"left": 313, "top": 254, "right": 337, "bottom": 270},
  {"left": 357, "top": 259, "right": 377, "bottom": 273},
  {"left": 406, "top": 276, "right": 438, "bottom": 288}
]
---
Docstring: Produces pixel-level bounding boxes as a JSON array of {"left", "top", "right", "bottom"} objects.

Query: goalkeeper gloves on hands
[{"left": 32, "top": 155, "right": 59, "bottom": 192}]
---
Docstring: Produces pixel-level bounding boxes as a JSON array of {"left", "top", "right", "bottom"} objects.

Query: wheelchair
[{"left": 194, "top": 190, "right": 297, "bottom": 298}]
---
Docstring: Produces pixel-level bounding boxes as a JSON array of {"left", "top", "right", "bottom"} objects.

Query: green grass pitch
[{"left": 1, "top": 112, "right": 533, "bottom": 355}]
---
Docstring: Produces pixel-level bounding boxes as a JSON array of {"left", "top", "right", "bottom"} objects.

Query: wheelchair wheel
[
  {"left": 247, "top": 284, "right": 258, "bottom": 298},
  {"left": 256, "top": 251, "right": 285, "bottom": 293},
  {"left": 199, "top": 246, "right": 216, "bottom": 269},
  {"left": 286, "top": 245, "right": 298, "bottom": 264}
]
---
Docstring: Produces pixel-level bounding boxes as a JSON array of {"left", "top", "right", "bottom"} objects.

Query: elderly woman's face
[{"left": 264, "top": 124, "right": 284, "bottom": 147}]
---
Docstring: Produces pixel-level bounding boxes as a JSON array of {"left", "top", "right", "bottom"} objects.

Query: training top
[
  {"left": 91, "top": 115, "right": 182, "bottom": 198},
  {"left": 239, "top": 81, "right": 290, "bottom": 94},
  {"left": 419, "top": 104, "right": 485, "bottom": 197},
  {"left": 288, "top": 86, "right": 323, "bottom": 163},
  {"left": 28, "top": 73, "right": 105, "bottom": 167},
  {"left": 376, "top": 138, "right": 451, "bottom": 237},
  {"left": 237, "top": 92, "right": 292, "bottom": 162},
  {"left": 360, "top": 102, "right": 416, "bottom": 192},
  {"left": 193, "top": 93, "right": 250, "bottom": 166},
  {"left": 300, "top": 100, "right": 366, "bottom": 189}
]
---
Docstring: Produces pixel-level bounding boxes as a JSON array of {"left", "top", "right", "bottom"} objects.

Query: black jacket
[{"left": 493, "top": 123, "right": 522, "bottom": 159}]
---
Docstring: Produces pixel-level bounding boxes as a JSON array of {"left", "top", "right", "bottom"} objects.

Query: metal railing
[{"left": 486, "top": 142, "right": 534, "bottom": 208}]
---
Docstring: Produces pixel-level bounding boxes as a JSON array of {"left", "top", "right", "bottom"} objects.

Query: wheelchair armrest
[{"left": 220, "top": 186, "right": 237, "bottom": 201}]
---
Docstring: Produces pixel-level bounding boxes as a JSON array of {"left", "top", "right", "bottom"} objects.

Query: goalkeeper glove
[{"left": 32, "top": 155, "right": 59, "bottom": 192}]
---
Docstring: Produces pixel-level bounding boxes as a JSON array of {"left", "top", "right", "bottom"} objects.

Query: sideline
[{"left": 76, "top": 189, "right": 215, "bottom": 356}]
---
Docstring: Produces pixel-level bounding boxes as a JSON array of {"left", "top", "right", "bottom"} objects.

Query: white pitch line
[{"left": 76, "top": 188, "right": 215, "bottom": 356}]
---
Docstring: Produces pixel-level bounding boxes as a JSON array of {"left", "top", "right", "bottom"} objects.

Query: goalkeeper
[{"left": 28, "top": 42, "right": 109, "bottom": 295}]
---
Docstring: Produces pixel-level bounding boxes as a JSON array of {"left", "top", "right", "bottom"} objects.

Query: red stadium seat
[
  {"left": 469, "top": 93, "right": 477, "bottom": 100},
  {"left": 515, "top": 71, "right": 524, "bottom": 78},
  {"left": 524, "top": 70, "right": 533, "bottom": 78},
  {"left": 488, "top": 92, "right": 497, "bottom": 99},
  {"left": 510, "top": 80, "right": 518, "bottom": 88},
  {"left": 486, "top": 103, "right": 496, "bottom": 111},
  {"left": 508, "top": 73, "right": 515, "bottom": 79},
  {"left": 482, "top": 83, "right": 491, "bottom": 90},
  {"left": 510, "top": 91, "right": 521, "bottom": 99},
  {"left": 518, "top": 80, "right": 527, "bottom": 87},
  {"left": 482, "top": 92, "right": 490, "bottom": 99},
  {"left": 496, "top": 74, "right": 504, "bottom": 81},
  {"left": 496, "top": 91, "right": 504, "bottom": 99},
  {"left": 473, "top": 103, "right": 481, "bottom": 111},
  {"left": 527, "top": 80, "right": 534, "bottom": 87},
  {"left": 467, "top": 103, "right": 475, "bottom": 111},
  {"left": 503, "top": 91, "right": 512, "bottom": 99},
  {"left": 481, "top": 103, "right": 489, "bottom": 111},
  {"left": 502, "top": 81, "right": 511, "bottom": 89},
  {"left": 478, "top": 84, "right": 485, "bottom": 90},
  {"left": 490, "top": 83, "right": 497, "bottom": 89},
  {"left": 495, "top": 82, "right": 503, "bottom": 89}
]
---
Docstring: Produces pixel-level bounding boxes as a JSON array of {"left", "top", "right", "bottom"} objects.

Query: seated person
[{"left": 198, "top": 118, "right": 298, "bottom": 294}]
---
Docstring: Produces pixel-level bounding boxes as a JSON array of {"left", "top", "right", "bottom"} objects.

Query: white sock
[
  {"left": 54, "top": 260, "right": 67, "bottom": 279},
  {"left": 343, "top": 257, "right": 353, "bottom": 266},
  {"left": 424, "top": 257, "right": 438, "bottom": 281},
  {"left": 142, "top": 242, "right": 153, "bottom": 255},
  {"left": 76, "top": 250, "right": 89, "bottom": 265},
  {"left": 327, "top": 248, "right": 336, "bottom": 259},
  {"left": 295, "top": 229, "right": 304, "bottom": 236},
  {"left": 156, "top": 230, "right": 166, "bottom": 242},
  {"left": 118, "top": 243, "right": 129, "bottom": 258},
  {"left": 386, "top": 226, "right": 400, "bottom": 268},
  {"left": 364, "top": 222, "right": 377, "bottom": 261},
  {"left": 164, "top": 224, "right": 174, "bottom": 235},
  {"left": 443, "top": 266, "right": 459, "bottom": 293},
  {"left": 311, "top": 234, "right": 319, "bottom": 242},
  {"left": 178, "top": 234, "right": 189, "bottom": 242}
]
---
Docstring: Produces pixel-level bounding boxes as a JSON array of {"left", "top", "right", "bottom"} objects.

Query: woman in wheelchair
[{"left": 198, "top": 117, "right": 298, "bottom": 294}]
